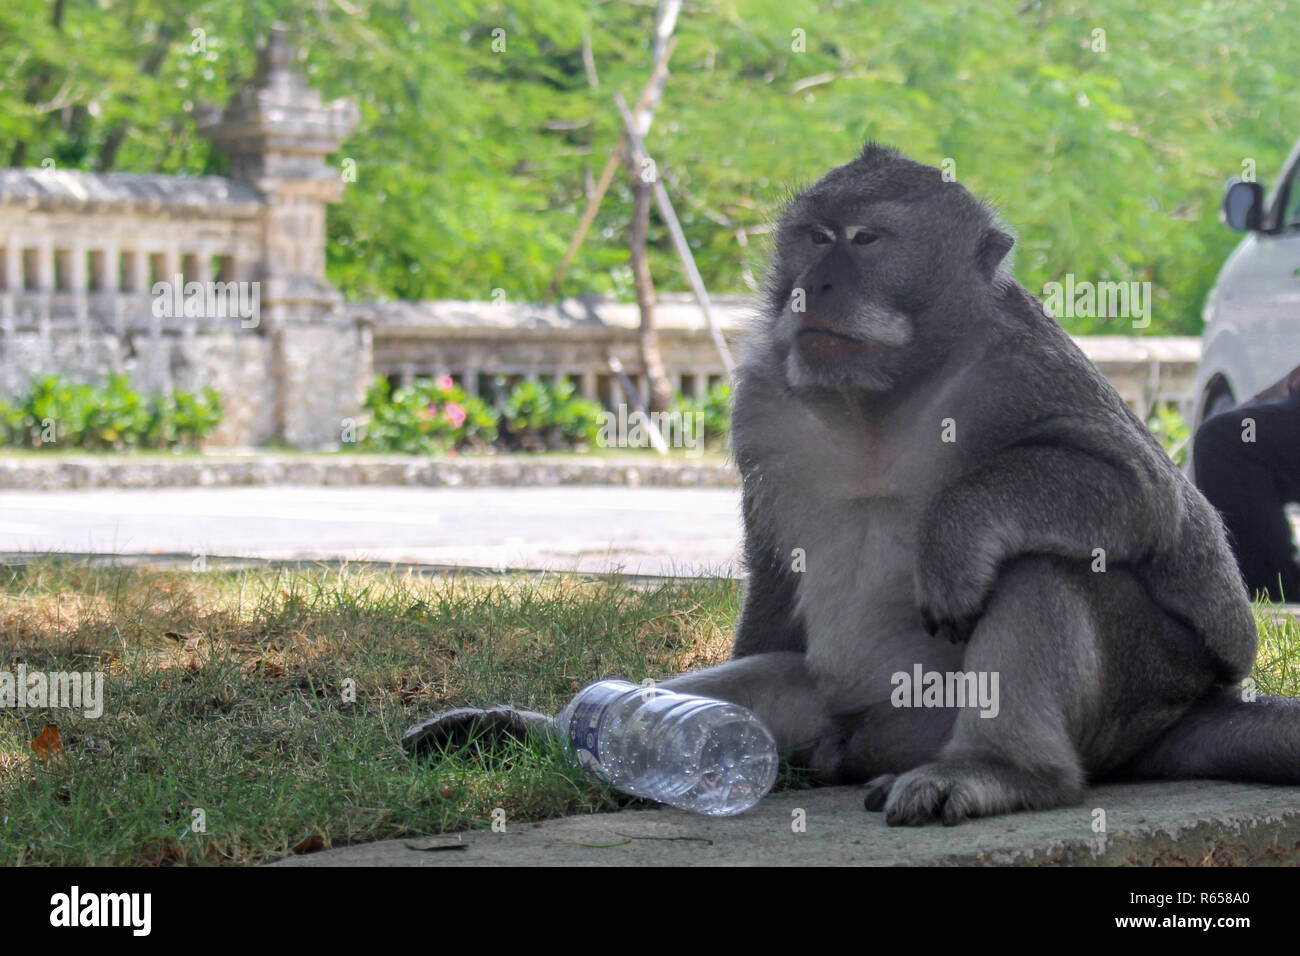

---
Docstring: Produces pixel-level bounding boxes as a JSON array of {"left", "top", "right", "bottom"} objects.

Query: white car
[{"left": 1192, "top": 140, "right": 1300, "bottom": 432}]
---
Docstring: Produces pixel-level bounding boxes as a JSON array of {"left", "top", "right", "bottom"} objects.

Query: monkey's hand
[
  {"left": 401, "top": 706, "right": 557, "bottom": 758},
  {"left": 914, "top": 509, "right": 999, "bottom": 645}
]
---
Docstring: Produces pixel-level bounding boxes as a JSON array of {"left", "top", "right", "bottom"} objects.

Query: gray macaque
[{"left": 404, "top": 144, "right": 1300, "bottom": 825}]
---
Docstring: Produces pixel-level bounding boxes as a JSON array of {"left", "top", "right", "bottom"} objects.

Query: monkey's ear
[{"left": 975, "top": 228, "right": 1014, "bottom": 279}]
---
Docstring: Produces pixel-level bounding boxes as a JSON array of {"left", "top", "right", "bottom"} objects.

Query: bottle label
[
  {"left": 569, "top": 693, "right": 618, "bottom": 780},
  {"left": 566, "top": 680, "right": 638, "bottom": 782}
]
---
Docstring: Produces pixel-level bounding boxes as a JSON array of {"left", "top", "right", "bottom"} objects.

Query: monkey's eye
[
  {"left": 851, "top": 232, "right": 879, "bottom": 246},
  {"left": 810, "top": 229, "right": 833, "bottom": 245}
]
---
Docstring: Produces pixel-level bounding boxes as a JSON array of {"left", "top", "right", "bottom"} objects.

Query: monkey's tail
[{"left": 1123, "top": 687, "right": 1300, "bottom": 785}]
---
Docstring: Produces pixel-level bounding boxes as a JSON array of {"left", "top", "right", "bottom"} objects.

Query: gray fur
[{"left": 403, "top": 145, "right": 1299, "bottom": 825}]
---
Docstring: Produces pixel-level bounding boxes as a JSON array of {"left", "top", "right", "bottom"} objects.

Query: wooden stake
[{"left": 543, "top": 36, "right": 678, "bottom": 302}]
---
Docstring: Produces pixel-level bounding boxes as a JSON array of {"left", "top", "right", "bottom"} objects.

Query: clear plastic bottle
[{"left": 556, "top": 679, "right": 779, "bottom": 816}]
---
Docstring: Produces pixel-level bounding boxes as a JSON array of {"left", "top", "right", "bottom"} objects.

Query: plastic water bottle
[{"left": 556, "top": 679, "right": 779, "bottom": 816}]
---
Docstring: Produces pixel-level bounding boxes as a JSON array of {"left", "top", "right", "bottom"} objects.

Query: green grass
[
  {"left": 0, "top": 559, "right": 738, "bottom": 866},
  {"left": 1, "top": 558, "right": 1295, "bottom": 866},
  {"left": 1253, "top": 603, "right": 1300, "bottom": 698}
]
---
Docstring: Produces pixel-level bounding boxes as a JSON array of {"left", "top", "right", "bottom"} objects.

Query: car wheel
[
  {"left": 1203, "top": 387, "right": 1236, "bottom": 422},
  {"left": 1187, "top": 386, "right": 1237, "bottom": 483}
]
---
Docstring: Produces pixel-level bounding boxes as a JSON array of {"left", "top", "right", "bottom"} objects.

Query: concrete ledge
[
  {"left": 0, "top": 455, "right": 739, "bottom": 490},
  {"left": 269, "top": 780, "right": 1300, "bottom": 867}
]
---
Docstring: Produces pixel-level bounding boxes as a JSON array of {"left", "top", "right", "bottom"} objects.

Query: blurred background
[
  {"left": 2, "top": 0, "right": 1293, "bottom": 328},
  {"left": 0, "top": 1, "right": 1295, "bottom": 571}
]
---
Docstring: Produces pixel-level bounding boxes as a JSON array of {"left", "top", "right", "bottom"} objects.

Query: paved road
[
  {"left": 0, "top": 486, "right": 744, "bottom": 576},
  {"left": 3, "top": 486, "right": 1297, "bottom": 580}
]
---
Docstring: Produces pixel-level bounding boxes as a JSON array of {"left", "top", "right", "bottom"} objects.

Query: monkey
[{"left": 403, "top": 143, "right": 1300, "bottom": 825}]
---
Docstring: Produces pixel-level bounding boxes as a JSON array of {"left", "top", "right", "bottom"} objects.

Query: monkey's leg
[
  {"left": 1119, "top": 687, "right": 1300, "bottom": 785},
  {"left": 870, "top": 556, "right": 1101, "bottom": 826},
  {"left": 405, "top": 652, "right": 832, "bottom": 761},
  {"left": 658, "top": 652, "right": 830, "bottom": 754},
  {"left": 665, "top": 654, "right": 957, "bottom": 778}
]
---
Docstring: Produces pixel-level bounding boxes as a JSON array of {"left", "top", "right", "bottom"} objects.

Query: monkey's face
[
  {"left": 775, "top": 201, "right": 925, "bottom": 392},
  {"left": 764, "top": 146, "right": 1007, "bottom": 393}
]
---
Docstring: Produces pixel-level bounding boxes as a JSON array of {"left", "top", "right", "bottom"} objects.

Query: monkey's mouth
[{"left": 797, "top": 327, "right": 877, "bottom": 364}]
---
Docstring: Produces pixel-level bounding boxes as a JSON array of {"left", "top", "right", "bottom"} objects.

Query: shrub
[
  {"left": 357, "top": 375, "right": 716, "bottom": 455},
  {"left": 170, "top": 388, "right": 224, "bottom": 449},
  {"left": 83, "top": 373, "right": 153, "bottom": 449},
  {"left": 359, "top": 375, "right": 497, "bottom": 455},
  {"left": 0, "top": 399, "right": 25, "bottom": 446},
  {"left": 500, "top": 379, "right": 603, "bottom": 451},
  {"left": 671, "top": 382, "right": 732, "bottom": 449},
  {"left": 0, "top": 374, "right": 222, "bottom": 450}
]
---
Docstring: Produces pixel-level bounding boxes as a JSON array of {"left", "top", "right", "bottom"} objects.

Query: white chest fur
[
  {"left": 745, "top": 385, "right": 966, "bottom": 714},
  {"left": 772, "top": 494, "right": 961, "bottom": 713}
]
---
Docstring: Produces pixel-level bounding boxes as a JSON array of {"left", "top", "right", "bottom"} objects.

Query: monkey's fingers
[
  {"left": 862, "top": 774, "right": 898, "bottom": 812},
  {"left": 919, "top": 606, "right": 979, "bottom": 645}
]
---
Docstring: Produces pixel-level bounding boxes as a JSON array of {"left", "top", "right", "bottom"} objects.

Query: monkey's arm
[
  {"left": 915, "top": 444, "right": 1168, "bottom": 643},
  {"left": 732, "top": 483, "right": 807, "bottom": 658}
]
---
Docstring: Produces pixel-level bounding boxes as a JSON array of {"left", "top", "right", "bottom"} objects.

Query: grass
[
  {"left": 0, "top": 559, "right": 738, "bottom": 866},
  {"left": 1252, "top": 602, "right": 1300, "bottom": 698},
  {"left": 1, "top": 558, "right": 1296, "bottom": 866}
]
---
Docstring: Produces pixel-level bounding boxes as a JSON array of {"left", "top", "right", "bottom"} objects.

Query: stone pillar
[
  {"left": 69, "top": 243, "right": 88, "bottom": 329},
  {"left": 199, "top": 24, "right": 359, "bottom": 449},
  {"left": 35, "top": 241, "right": 54, "bottom": 292},
  {"left": 163, "top": 245, "right": 180, "bottom": 289},
  {"left": 67, "top": 245, "right": 86, "bottom": 292},
  {"left": 464, "top": 361, "right": 481, "bottom": 397},
  {"left": 4, "top": 246, "right": 21, "bottom": 292},
  {"left": 130, "top": 252, "right": 149, "bottom": 295},
  {"left": 196, "top": 246, "right": 213, "bottom": 283},
  {"left": 99, "top": 244, "right": 119, "bottom": 291}
]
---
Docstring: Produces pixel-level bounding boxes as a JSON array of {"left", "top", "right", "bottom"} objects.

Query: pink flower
[
  {"left": 444, "top": 402, "right": 467, "bottom": 429},
  {"left": 422, "top": 404, "right": 437, "bottom": 420},
  {"left": 436, "top": 375, "right": 455, "bottom": 393}
]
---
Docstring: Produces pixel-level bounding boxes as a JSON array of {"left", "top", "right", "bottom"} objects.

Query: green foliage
[
  {"left": 1146, "top": 403, "right": 1191, "bottom": 467},
  {"left": 500, "top": 379, "right": 603, "bottom": 451},
  {"left": 0, "top": 398, "right": 26, "bottom": 445},
  {"left": 2, "top": 1, "right": 1295, "bottom": 333},
  {"left": 672, "top": 382, "right": 732, "bottom": 449},
  {"left": 359, "top": 375, "right": 497, "bottom": 455},
  {"left": 2, "top": 374, "right": 222, "bottom": 450},
  {"left": 85, "top": 373, "right": 152, "bottom": 448},
  {"left": 170, "top": 388, "right": 225, "bottom": 447}
]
